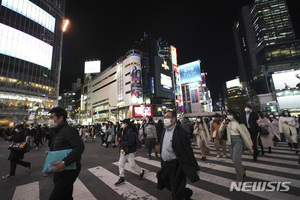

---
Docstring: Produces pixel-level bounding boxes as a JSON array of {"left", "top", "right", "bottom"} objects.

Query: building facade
[{"left": 0, "top": 0, "right": 66, "bottom": 126}]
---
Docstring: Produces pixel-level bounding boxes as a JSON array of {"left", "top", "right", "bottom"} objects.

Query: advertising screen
[
  {"left": 0, "top": 23, "right": 53, "bottom": 69},
  {"left": 201, "top": 73, "right": 207, "bottom": 87},
  {"left": 128, "top": 56, "right": 143, "bottom": 104},
  {"left": 161, "top": 74, "right": 172, "bottom": 89},
  {"left": 133, "top": 105, "right": 153, "bottom": 118},
  {"left": 272, "top": 70, "right": 300, "bottom": 90},
  {"left": 226, "top": 78, "right": 241, "bottom": 89},
  {"left": 179, "top": 60, "right": 201, "bottom": 84},
  {"left": 84, "top": 61, "right": 101, "bottom": 74},
  {"left": 276, "top": 89, "right": 300, "bottom": 110},
  {"left": 171, "top": 46, "right": 177, "bottom": 65},
  {"left": 2, "top": 0, "right": 56, "bottom": 32},
  {"left": 189, "top": 82, "right": 199, "bottom": 104}
]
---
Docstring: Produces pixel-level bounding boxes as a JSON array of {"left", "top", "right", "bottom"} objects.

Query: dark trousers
[
  {"left": 249, "top": 129, "right": 259, "bottom": 159},
  {"left": 49, "top": 163, "right": 81, "bottom": 200},
  {"left": 159, "top": 160, "right": 192, "bottom": 200},
  {"left": 10, "top": 159, "right": 30, "bottom": 176}
]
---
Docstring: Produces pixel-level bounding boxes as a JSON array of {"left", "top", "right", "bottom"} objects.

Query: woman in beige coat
[
  {"left": 279, "top": 110, "right": 299, "bottom": 153},
  {"left": 257, "top": 111, "right": 274, "bottom": 154},
  {"left": 194, "top": 117, "right": 211, "bottom": 161},
  {"left": 219, "top": 109, "right": 254, "bottom": 183}
]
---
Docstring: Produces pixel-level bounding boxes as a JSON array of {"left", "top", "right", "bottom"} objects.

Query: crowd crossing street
[{"left": 0, "top": 138, "right": 299, "bottom": 200}]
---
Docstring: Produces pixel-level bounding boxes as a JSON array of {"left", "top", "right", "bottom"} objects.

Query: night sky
[{"left": 61, "top": 0, "right": 300, "bottom": 100}]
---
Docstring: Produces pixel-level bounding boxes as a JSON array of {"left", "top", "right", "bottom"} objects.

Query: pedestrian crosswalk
[{"left": 6, "top": 142, "right": 300, "bottom": 200}]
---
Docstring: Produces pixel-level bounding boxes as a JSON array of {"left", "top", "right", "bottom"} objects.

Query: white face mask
[
  {"left": 48, "top": 119, "right": 58, "bottom": 128},
  {"left": 164, "top": 119, "right": 172, "bottom": 127},
  {"left": 121, "top": 124, "right": 126, "bottom": 128},
  {"left": 197, "top": 119, "right": 201, "bottom": 122},
  {"left": 15, "top": 129, "right": 19, "bottom": 133},
  {"left": 227, "top": 115, "right": 234, "bottom": 121},
  {"left": 212, "top": 118, "right": 215, "bottom": 121},
  {"left": 269, "top": 115, "right": 274, "bottom": 118},
  {"left": 245, "top": 108, "right": 251, "bottom": 113}
]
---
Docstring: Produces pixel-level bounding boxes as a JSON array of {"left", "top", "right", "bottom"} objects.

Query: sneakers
[
  {"left": 2, "top": 174, "right": 14, "bottom": 180},
  {"left": 139, "top": 170, "right": 145, "bottom": 180},
  {"left": 216, "top": 155, "right": 220, "bottom": 158},
  {"left": 28, "top": 163, "right": 32, "bottom": 173},
  {"left": 115, "top": 177, "right": 125, "bottom": 186},
  {"left": 222, "top": 155, "right": 226, "bottom": 158}
]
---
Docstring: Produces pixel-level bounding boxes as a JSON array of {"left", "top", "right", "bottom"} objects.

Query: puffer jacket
[
  {"left": 50, "top": 122, "right": 85, "bottom": 167},
  {"left": 145, "top": 122, "right": 157, "bottom": 139},
  {"left": 117, "top": 126, "right": 136, "bottom": 154}
]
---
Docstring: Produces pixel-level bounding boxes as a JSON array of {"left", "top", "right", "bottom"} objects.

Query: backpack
[{"left": 134, "top": 132, "right": 142, "bottom": 149}]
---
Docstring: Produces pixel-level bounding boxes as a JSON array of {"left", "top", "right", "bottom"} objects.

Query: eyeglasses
[{"left": 163, "top": 116, "right": 172, "bottom": 119}]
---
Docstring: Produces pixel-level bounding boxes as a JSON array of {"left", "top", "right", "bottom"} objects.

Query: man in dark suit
[
  {"left": 157, "top": 111, "right": 200, "bottom": 200},
  {"left": 242, "top": 105, "right": 261, "bottom": 161}
]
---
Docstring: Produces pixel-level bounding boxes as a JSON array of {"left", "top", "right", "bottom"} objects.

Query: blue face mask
[{"left": 284, "top": 112, "right": 289, "bottom": 116}]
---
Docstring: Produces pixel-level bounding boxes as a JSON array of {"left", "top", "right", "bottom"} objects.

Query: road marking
[
  {"left": 135, "top": 156, "right": 300, "bottom": 200},
  {"left": 112, "top": 162, "right": 230, "bottom": 200},
  {"left": 12, "top": 181, "right": 39, "bottom": 200},
  {"left": 73, "top": 178, "right": 97, "bottom": 200},
  {"left": 88, "top": 166, "right": 157, "bottom": 200}
]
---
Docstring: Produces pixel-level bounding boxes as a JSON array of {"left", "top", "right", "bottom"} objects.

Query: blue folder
[{"left": 42, "top": 149, "right": 76, "bottom": 173}]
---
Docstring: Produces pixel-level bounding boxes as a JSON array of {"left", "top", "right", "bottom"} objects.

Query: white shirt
[
  {"left": 228, "top": 120, "right": 241, "bottom": 136},
  {"left": 246, "top": 113, "right": 250, "bottom": 128},
  {"left": 161, "top": 124, "right": 177, "bottom": 161}
]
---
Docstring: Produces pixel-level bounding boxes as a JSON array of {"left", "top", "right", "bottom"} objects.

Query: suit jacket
[
  {"left": 242, "top": 112, "right": 261, "bottom": 134},
  {"left": 160, "top": 125, "right": 200, "bottom": 183}
]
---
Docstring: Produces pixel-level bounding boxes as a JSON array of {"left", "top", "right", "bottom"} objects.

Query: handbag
[
  {"left": 42, "top": 149, "right": 76, "bottom": 174},
  {"left": 8, "top": 141, "right": 27, "bottom": 151},
  {"left": 193, "top": 127, "right": 199, "bottom": 135},
  {"left": 260, "top": 128, "right": 269, "bottom": 136},
  {"left": 212, "top": 131, "right": 217, "bottom": 138},
  {"left": 220, "top": 129, "right": 227, "bottom": 140},
  {"left": 154, "top": 144, "right": 160, "bottom": 153}
]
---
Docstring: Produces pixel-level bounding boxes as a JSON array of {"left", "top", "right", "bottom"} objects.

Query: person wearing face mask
[
  {"left": 157, "top": 111, "right": 200, "bottom": 200},
  {"left": 194, "top": 117, "right": 211, "bottom": 161},
  {"left": 47, "top": 107, "right": 85, "bottom": 200},
  {"left": 257, "top": 111, "right": 274, "bottom": 154},
  {"left": 2, "top": 124, "right": 31, "bottom": 180},
  {"left": 268, "top": 113, "right": 281, "bottom": 147},
  {"left": 278, "top": 110, "right": 299, "bottom": 153},
  {"left": 210, "top": 113, "right": 227, "bottom": 158},
  {"left": 242, "top": 105, "right": 261, "bottom": 161},
  {"left": 219, "top": 109, "right": 254, "bottom": 183},
  {"left": 115, "top": 119, "right": 145, "bottom": 186}
]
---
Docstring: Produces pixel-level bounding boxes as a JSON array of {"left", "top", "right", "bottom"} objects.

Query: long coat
[
  {"left": 279, "top": 116, "right": 298, "bottom": 144},
  {"left": 257, "top": 117, "right": 274, "bottom": 147},
  {"left": 160, "top": 125, "right": 200, "bottom": 183},
  {"left": 8, "top": 131, "right": 26, "bottom": 161}
]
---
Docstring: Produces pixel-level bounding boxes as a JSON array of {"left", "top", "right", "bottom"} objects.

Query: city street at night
[{"left": 0, "top": 137, "right": 299, "bottom": 200}]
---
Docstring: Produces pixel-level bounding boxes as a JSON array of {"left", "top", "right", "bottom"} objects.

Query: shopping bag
[
  {"left": 8, "top": 141, "right": 27, "bottom": 151},
  {"left": 42, "top": 149, "right": 76, "bottom": 173},
  {"left": 154, "top": 144, "right": 160, "bottom": 153}
]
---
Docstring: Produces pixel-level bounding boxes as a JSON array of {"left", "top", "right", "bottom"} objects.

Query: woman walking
[
  {"left": 219, "top": 109, "right": 253, "bottom": 183},
  {"left": 257, "top": 111, "right": 274, "bottom": 154},
  {"left": 268, "top": 113, "right": 281, "bottom": 147},
  {"left": 2, "top": 124, "right": 31, "bottom": 179},
  {"left": 145, "top": 117, "right": 158, "bottom": 160},
  {"left": 210, "top": 113, "right": 227, "bottom": 158},
  {"left": 279, "top": 110, "right": 299, "bottom": 153},
  {"left": 194, "top": 117, "right": 211, "bottom": 161}
]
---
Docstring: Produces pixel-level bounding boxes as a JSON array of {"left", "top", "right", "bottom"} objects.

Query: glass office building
[{"left": 0, "top": 0, "right": 66, "bottom": 124}]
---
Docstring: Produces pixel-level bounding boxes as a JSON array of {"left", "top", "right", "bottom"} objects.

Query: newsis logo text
[{"left": 230, "top": 182, "right": 291, "bottom": 192}]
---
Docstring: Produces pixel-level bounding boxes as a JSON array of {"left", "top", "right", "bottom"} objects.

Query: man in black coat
[
  {"left": 241, "top": 105, "right": 261, "bottom": 161},
  {"left": 48, "top": 107, "right": 85, "bottom": 200},
  {"left": 157, "top": 111, "right": 200, "bottom": 200}
]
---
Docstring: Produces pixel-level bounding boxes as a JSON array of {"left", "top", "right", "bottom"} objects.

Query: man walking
[
  {"left": 157, "top": 111, "right": 200, "bottom": 200},
  {"left": 242, "top": 105, "right": 260, "bottom": 161},
  {"left": 48, "top": 107, "right": 85, "bottom": 200},
  {"left": 115, "top": 119, "right": 144, "bottom": 186}
]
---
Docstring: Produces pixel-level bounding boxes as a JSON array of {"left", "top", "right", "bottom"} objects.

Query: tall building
[
  {"left": 0, "top": 0, "right": 66, "bottom": 125},
  {"left": 233, "top": 0, "right": 300, "bottom": 113}
]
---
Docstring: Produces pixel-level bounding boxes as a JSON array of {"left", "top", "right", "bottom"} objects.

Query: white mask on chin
[
  {"left": 164, "top": 119, "right": 172, "bottom": 127},
  {"left": 48, "top": 120, "right": 59, "bottom": 128}
]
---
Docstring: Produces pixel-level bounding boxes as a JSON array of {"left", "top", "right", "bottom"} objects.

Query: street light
[{"left": 62, "top": 19, "right": 70, "bottom": 32}]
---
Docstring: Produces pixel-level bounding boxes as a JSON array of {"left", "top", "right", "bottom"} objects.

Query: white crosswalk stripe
[
  {"left": 88, "top": 166, "right": 157, "bottom": 200},
  {"left": 8, "top": 142, "right": 300, "bottom": 200}
]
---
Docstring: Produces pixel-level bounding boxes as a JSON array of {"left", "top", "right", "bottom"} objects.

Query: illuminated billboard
[
  {"left": 161, "top": 74, "right": 172, "bottom": 89},
  {"left": 128, "top": 56, "right": 143, "bottom": 104},
  {"left": 0, "top": 23, "right": 53, "bottom": 69},
  {"left": 84, "top": 61, "right": 101, "bottom": 74},
  {"left": 189, "top": 82, "right": 199, "bottom": 104},
  {"left": 226, "top": 78, "right": 241, "bottom": 89},
  {"left": 272, "top": 70, "right": 300, "bottom": 90},
  {"left": 201, "top": 73, "right": 207, "bottom": 87},
  {"left": 171, "top": 46, "right": 177, "bottom": 65},
  {"left": 179, "top": 60, "right": 201, "bottom": 84},
  {"left": 276, "top": 89, "right": 300, "bottom": 110},
  {"left": 133, "top": 105, "right": 153, "bottom": 118},
  {"left": 1, "top": 0, "right": 56, "bottom": 32}
]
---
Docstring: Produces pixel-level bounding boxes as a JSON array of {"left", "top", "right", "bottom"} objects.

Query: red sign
[{"left": 132, "top": 105, "right": 153, "bottom": 118}]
